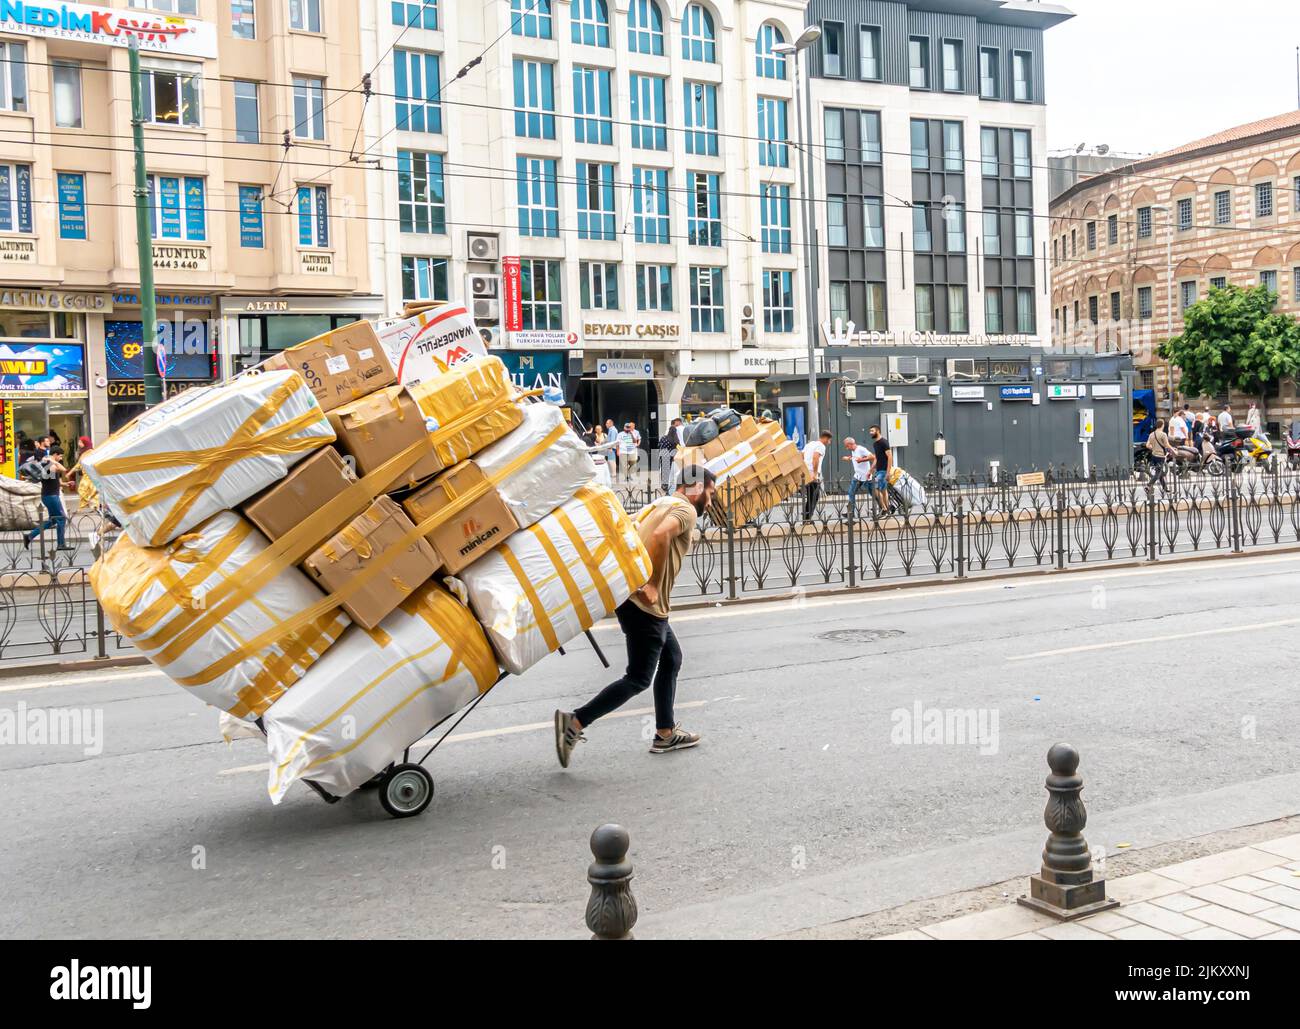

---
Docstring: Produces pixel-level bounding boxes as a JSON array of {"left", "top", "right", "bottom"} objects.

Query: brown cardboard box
[
  {"left": 241, "top": 446, "right": 359, "bottom": 543},
  {"left": 737, "top": 416, "right": 760, "bottom": 442},
  {"left": 303, "top": 496, "right": 439, "bottom": 630},
  {"left": 754, "top": 454, "right": 780, "bottom": 485},
  {"left": 775, "top": 442, "right": 804, "bottom": 476},
  {"left": 402, "top": 462, "right": 519, "bottom": 574},
  {"left": 261, "top": 321, "right": 395, "bottom": 413},
  {"left": 329, "top": 385, "right": 443, "bottom": 491},
  {"left": 700, "top": 436, "right": 727, "bottom": 462}
]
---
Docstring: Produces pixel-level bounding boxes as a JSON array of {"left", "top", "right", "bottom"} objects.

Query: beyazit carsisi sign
[
  {"left": 0, "top": 1, "right": 218, "bottom": 59},
  {"left": 377, "top": 303, "right": 486, "bottom": 390}
]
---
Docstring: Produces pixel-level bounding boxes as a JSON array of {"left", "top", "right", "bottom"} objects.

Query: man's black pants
[
  {"left": 803, "top": 481, "right": 821, "bottom": 521},
  {"left": 575, "top": 600, "right": 681, "bottom": 732}
]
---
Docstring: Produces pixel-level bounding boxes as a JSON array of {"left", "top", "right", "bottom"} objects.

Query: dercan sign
[{"left": 0, "top": 2, "right": 218, "bottom": 58}]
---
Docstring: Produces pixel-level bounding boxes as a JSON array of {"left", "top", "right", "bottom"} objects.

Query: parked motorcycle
[
  {"left": 1204, "top": 427, "right": 1272, "bottom": 474},
  {"left": 1287, "top": 420, "right": 1300, "bottom": 469}
]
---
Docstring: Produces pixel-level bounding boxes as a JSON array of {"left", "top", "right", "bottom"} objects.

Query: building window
[
  {"left": 630, "top": 74, "right": 667, "bottom": 150},
  {"left": 756, "top": 24, "right": 788, "bottom": 80},
  {"left": 147, "top": 174, "right": 206, "bottom": 241},
  {"left": 627, "top": 0, "right": 664, "bottom": 56},
  {"left": 761, "top": 183, "right": 791, "bottom": 254},
  {"left": 1137, "top": 206, "right": 1152, "bottom": 239},
  {"left": 395, "top": 51, "right": 442, "bottom": 134},
  {"left": 979, "top": 47, "right": 999, "bottom": 98},
  {"left": 828, "top": 196, "right": 847, "bottom": 247},
  {"left": 397, "top": 151, "right": 446, "bottom": 234},
  {"left": 1086, "top": 221, "right": 1096, "bottom": 250},
  {"left": 984, "top": 210, "right": 1000, "bottom": 256},
  {"left": 945, "top": 203, "right": 966, "bottom": 252},
  {"left": 513, "top": 59, "right": 555, "bottom": 139},
  {"left": 1107, "top": 213, "right": 1118, "bottom": 244},
  {"left": 1294, "top": 270, "right": 1300, "bottom": 302},
  {"left": 763, "top": 270, "right": 794, "bottom": 333},
  {"left": 864, "top": 196, "right": 884, "bottom": 248},
  {"left": 942, "top": 40, "right": 963, "bottom": 91},
  {"left": 577, "top": 162, "right": 615, "bottom": 241},
  {"left": 829, "top": 282, "right": 849, "bottom": 325},
  {"left": 520, "top": 259, "right": 562, "bottom": 330},
  {"left": 682, "top": 4, "right": 716, "bottom": 62},
  {"left": 1088, "top": 295, "right": 1099, "bottom": 324},
  {"left": 942, "top": 121, "right": 963, "bottom": 171},
  {"left": 52, "top": 60, "right": 82, "bottom": 128},
  {"left": 289, "top": 0, "right": 320, "bottom": 32},
  {"left": 866, "top": 286, "right": 889, "bottom": 332},
  {"left": 1177, "top": 196, "right": 1193, "bottom": 231},
  {"left": 1016, "top": 288, "right": 1034, "bottom": 333},
  {"left": 237, "top": 184, "right": 262, "bottom": 248},
  {"left": 684, "top": 82, "right": 718, "bottom": 156},
  {"left": 1012, "top": 50, "right": 1032, "bottom": 101},
  {"left": 822, "top": 21, "right": 844, "bottom": 76},
  {"left": 296, "top": 184, "right": 328, "bottom": 247},
  {"left": 570, "top": 0, "right": 608, "bottom": 47},
  {"left": 573, "top": 66, "right": 613, "bottom": 145},
  {"left": 516, "top": 157, "right": 559, "bottom": 238},
  {"left": 1138, "top": 285, "right": 1153, "bottom": 319},
  {"left": 911, "top": 119, "right": 929, "bottom": 170},
  {"left": 511, "top": 0, "right": 552, "bottom": 39},
  {"left": 860, "top": 26, "right": 881, "bottom": 80},
  {"left": 233, "top": 80, "right": 259, "bottom": 143},
  {"left": 129, "top": 0, "right": 198, "bottom": 11},
  {"left": 949, "top": 286, "right": 969, "bottom": 332},
  {"left": 913, "top": 204, "right": 932, "bottom": 252},
  {"left": 1214, "top": 190, "right": 1231, "bottom": 225},
  {"left": 0, "top": 41, "right": 27, "bottom": 112},
  {"left": 401, "top": 256, "right": 449, "bottom": 303},
  {"left": 632, "top": 166, "right": 669, "bottom": 244},
  {"left": 824, "top": 110, "right": 845, "bottom": 161},
  {"left": 688, "top": 171, "right": 721, "bottom": 247},
  {"left": 292, "top": 75, "right": 325, "bottom": 139},
  {"left": 915, "top": 285, "right": 935, "bottom": 331},
  {"left": 1260, "top": 269, "right": 1278, "bottom": 293},
  {"left": 909, "top": 36, "right": 930, "bottom": 89},
  {"left": 0, "top": 163, "right": 33, "bottom": 233},
  {"left": 1180, "top": 280, "right": 1198, "bottom": 310},
  {"left": 1210, "top": 276, "right": 1227, "bottom": 291},
  {"left": 232, "top": 0, "right": 256, "bottom": 37},
  {"left": 1012, "top": 130, "right": 1031, "bottom": 178},
  {"left": 1015, "top": 212, "right": 1033, "bottom": 257},
  {"left": 985, "top": 291, "right": 1002, "bottom": 333},
  {"left": 690, "top": 267, "right": 725, "bottom": 333},
  {"left": 580, "top": 261, "right": 619, "bottom": 310},
  {"left": 980, "top": 127, "right": 997, "bottom": 176},
  {"left": 1070, "top": 229, "right": 1077, "bottom": 255},
  {"left": 758, "top": 97, "right": 789, "bottom": 167},
  {"left": 1255, "top": 181, "right": 1274, "bottom": 218},
  {"left": 860, "top": 111, "right": 882, "bottom": 164},
  {"left": 1110, "top": 292, "right": 1121, "bottom": 321},
  {"left": 142, "top": 58, "right": 202, "bottom": 127},
  {"left": 392, "top": 0, "right": 436, "bottom": 30},
  {"left": 636, "top": 264, "right": 672, "bottom": 311}
]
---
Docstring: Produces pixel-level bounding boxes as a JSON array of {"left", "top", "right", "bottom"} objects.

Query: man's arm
[
  {"left": 811, "top": 451, "right": 822, "bottom": 476},
  {"left": 636, "top": 512, "right": 687, "bottom": 606}
]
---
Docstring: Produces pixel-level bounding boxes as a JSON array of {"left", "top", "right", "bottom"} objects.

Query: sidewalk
[{"left": 881, "top": 833, "right": 1300, "bottom": 940}]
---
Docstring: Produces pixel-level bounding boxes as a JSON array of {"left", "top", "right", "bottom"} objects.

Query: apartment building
[
  {"left": 0, "top": 0, "right": 379, "bottom": 460},
  {"left": 1050, "top": 110, "right": 1300, "bottom": 426}
]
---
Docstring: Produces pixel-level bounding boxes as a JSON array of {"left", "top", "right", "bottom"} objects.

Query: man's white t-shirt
[
  {"left": 851, "top": 445, "right": 873, "bottom": 481},
  {"left": 803, "top": 440, "right": 827, "bottom": 480},
  {"left": 1169, "top": 415, "right": 1188, "bottom": 441},
  {"left": 1218, "top": 411, "right": 1234, "bottom": 431}
]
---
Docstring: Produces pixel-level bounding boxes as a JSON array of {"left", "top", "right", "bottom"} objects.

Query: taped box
[
  {"left": 89, "top": 510, "right": 350, "bottom": 720},
  {"left": 328, "top": 385, "right": 445, "bottom": 491},
  {"left": 405, "top": 356, "right": 525, "bottom": 468},
  {"left": 260, "top": 320, "right": 396, "bottom": 413},
  {"left": 303, "top": 495, "right": 439, "bottom": 630},
  {"left": 241, "top": 446, "right": 358, "bottom": 543},
  {"left": 261, "top": 581, "right": 499, "bottom": 803},
  {"left": 456, "top": 484, "right": 652, "bottom": 675},
  {"left": 82, "top": 370, "right": 335, "bottom": 548}
]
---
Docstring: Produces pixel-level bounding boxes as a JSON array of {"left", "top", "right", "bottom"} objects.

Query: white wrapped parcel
[
  {"left": 89, "top": 510, "right": 351, "bottom": 720},
  {"left": 81, "top": 370, "right": 335, "bottom": 547},
  {"left": 261, "top": 581, "right": 499, "bottom": 802},
  {"left": 476, "top": 401, "right": 595, "bottom": 527},
  {"left": 455, "top": 484, "right": 652, "bottom": 675}
]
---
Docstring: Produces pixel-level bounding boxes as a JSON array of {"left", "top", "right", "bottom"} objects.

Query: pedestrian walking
[
  {"left": 1146, "top": 418, "right": 1173, "bottom": 490},
  {"left": 604, "top": 419, "right": 618, "bottom": 476},
  {"left": 867, "top": 425, "right": 892, "bottom": 514},
  {"left": 802, "top": 430, "right": 831, "bottom": 521},
  {"left": 618, "top": 422, "right": 640, "bottom": 482},
  {"left": 657, "top": 418, "right": 683, "bottom": 493},
  {"left": 1246, "top": 402, "right": 1262, "bottom": 432},
  {"left": 1218, "top": 404, "right": 1234, "bottom": 432},
  {"left": 554, "top": 465, "right": 718, "bottom": 765},
  {"left": 843, "top": 437, "right": 873, "bottom": 519},
  {"left": 23, "top": 445, "right": 73, "bottom": 552}
]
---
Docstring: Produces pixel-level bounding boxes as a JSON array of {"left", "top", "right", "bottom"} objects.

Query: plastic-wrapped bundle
[
  {"left": 475, "top": 401, "right": 596, "bottom": 528},
  {"left": 82, "top": 371, "right": 334, "bottom": 547},
  {"left": 261, "top": 582, "right": 499, "bottom": 802},
  {"left": 89, "top": 510, "right": 350, "bottom": 719},
  {"left": 455, "top": 485, "right": 652, "bottom": 675}
]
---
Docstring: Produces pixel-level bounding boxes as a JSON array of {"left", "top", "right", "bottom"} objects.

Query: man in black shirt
[
  {"left": 868, "top": 425, "right": 891, "bottom": 514},
  {"left": 24, "top": 446, "right": 73, "bottom": 552}
]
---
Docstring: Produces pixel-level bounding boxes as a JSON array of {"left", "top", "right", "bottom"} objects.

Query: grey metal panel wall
[
  {"left": 976, "top": 21, "right": 1046, "bottom": 101},
  {"left": 804, "top": 0, "right": 910, "bottom": 84}
]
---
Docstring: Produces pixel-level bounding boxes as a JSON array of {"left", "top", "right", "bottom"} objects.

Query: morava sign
[{"left": 0, "top": 1, "right": 218, "bottom": 58}]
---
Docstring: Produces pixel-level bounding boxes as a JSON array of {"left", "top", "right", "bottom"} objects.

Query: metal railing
[{"left": 4, "top": 463, "right": 1299, "bottom": 665}]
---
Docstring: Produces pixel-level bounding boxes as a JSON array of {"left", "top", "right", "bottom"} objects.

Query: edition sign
[{"left": 0, "top": 1, "right": 219, "bottom": 58}]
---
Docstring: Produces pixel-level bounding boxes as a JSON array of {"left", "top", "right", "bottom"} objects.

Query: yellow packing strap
[{"left": 500, "top": 545, "right": 560, "bottom": 654}]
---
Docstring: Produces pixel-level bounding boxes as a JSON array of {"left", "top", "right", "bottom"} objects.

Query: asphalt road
[{"left": 3, "top": 552, "right": 1300, "bottom": 939}]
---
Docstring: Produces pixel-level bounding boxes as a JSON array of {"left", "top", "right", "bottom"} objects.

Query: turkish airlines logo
[{"left": 820, "top": 318, "right": 857, "bottom": 346}]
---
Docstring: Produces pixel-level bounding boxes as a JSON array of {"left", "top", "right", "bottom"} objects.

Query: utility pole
[{"left": 128, "top": 37, "right": 164, "bottom": 407}]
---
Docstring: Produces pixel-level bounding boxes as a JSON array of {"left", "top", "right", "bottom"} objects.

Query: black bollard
[
  {"left": 585, "top": 824, "right": 637, "bottom": 940},
  {"left": 1018, "top": 743, "right": 1120, "bottom": 921}
]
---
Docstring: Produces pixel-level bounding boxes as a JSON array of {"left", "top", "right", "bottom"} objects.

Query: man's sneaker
[
  {"left": 554, "top": 710, "right": 585, "bottom": 769},
  {"left": 649, "top": 725, "right": 701, "bottom": 755}
]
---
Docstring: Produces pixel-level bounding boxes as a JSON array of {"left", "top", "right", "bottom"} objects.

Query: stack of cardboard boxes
[{"left": 675, "top": 415, "right": 812, "bottom": 525}]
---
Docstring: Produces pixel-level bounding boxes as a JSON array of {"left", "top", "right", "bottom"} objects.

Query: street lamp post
[
  {"left": 773, "top": 26, "right": 822, "bottom": 445},
  {"left": 1150, "top": 203, "right": 1175, "bottom": 416}
]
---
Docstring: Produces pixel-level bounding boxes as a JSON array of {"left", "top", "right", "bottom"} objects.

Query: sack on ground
[{"left": 0, "top": 474, "right": 42, "bottom": 531}]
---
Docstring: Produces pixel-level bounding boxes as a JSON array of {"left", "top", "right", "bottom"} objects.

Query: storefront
[
  {"left": 495, "top": 351, "right": 567, "bottom": 396},
  {"left": 221, "top": 295, "right": 387, "bottom": 377},
  {"left": 684, "top": 348, "right": 813, "bottom": 424}
]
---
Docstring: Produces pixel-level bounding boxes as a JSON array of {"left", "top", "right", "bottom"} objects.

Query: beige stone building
[
  {"left": 0, "top": 0, "right": 381, "bottom": 468},
  {"left": 1048, "top": 110, "right": 1300, "bottom": 432}
]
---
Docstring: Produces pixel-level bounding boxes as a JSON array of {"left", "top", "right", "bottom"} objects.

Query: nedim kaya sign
[{"left": 0, "top": 2, "right": 219, "bottom": 59}]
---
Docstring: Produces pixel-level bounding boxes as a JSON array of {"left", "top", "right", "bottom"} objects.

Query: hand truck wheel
[{"left": 379, "top": 763, "right": 434, "bottom": 818}]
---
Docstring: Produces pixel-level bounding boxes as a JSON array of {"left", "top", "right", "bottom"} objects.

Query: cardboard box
[
  {"left": 304, "top": 496, "right": 439, "bottom": 630},
  {"left": 737, "top": 416, "right": 760, "bottom": 442},
  {"left": 329, "top": 385, "right": 443, "bottom": 491},
  {"left": 261, "top": 321, "right": 395, "bottom": 413},
  {"left": 700, "top": 436, "right": 727, "bottom": 462},
  {"left": 774, "top": 442, "right": 805, "bottom": 476},
  {"left": 405, "top": 356, "right": 524, "bottom": 467},
  {"left": 707, "top": 440, "right": 758, "bottom": 484},
  {"left": 402, "top": 462, "right": 519, "bottom": 575},
  {"left": 754, "top": 454, "right": 780, "bottom": 485},
  {"left": 242, "top": 446, "right": 359, "bottom": 543}
]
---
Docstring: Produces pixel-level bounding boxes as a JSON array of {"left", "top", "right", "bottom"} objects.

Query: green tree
[{"left": 1157, "top": 283, "right": 1300, "bottom": 423}]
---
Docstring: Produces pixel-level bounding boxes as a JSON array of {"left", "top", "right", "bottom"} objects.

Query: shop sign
[
  {"left": 106, "top": 379, "right": 205, "bottom": 401},
  {"left": 501, "top": 257, "right": 523, "bottom": 332},
  {"left": 597, "top": 358, "right": 654, "bottom": 380},
  {"left": 300, "top": 251, "right": 333, "bottom": 275},
  {"left": 0, "top": 400, "right": 14, "bottom": 479},
  {"left": 510, "top": 329, "right": 579, "bottom": 350},
  {"left": 0, "top": 2, "right": 219, "bottom": 59},
  {"left": 57, "top": 172, "right": 87, "bottom": 240},
  {"left": 114, "top": 292, "right": 212, "bottom": 307},
  {"left": 496, "top": 351, "right": 564, "bottom": 393},
  {"left": 0, "top": 342, "right": 86, "bottom": 394},
  {"left": 105, "top": 318, "right": 214, "bottom": 380},
  {"left": 1047, "top": 384, "right": 1079, "bottom": 400},
  {"left": 1000, "top": 385, "right": 1033, "bottom": 401},
  {"left": 1091, "top": 383, "right": 1123, "bottom": 398},
  {"left": 0, "top": 239, "right": 36, "bottom": 263},
  {"left": 582, "top": 321, "right": 680, "bottom": 343},
  {"left": 152, "top": 244, "right": 209, "bottom": 271},
  {"left": 951, "top": 385, "right": 986, "bottom": 402},
  {"left": 0, "top": 290, "right": 111, "bottom": 312}
]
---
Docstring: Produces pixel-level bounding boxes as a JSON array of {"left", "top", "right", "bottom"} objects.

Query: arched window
[
  {"left": 570, "top": 0, "right": 609, "bottom": 47},
  {"left": 628, "top": 0, "right": 664, "bottom": 56},
  {"left": 756, "top": 23, "right": 787, "bottom": 79},
  {"left": 681, "top": 3, "right": 716, "bottom": 63}
]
